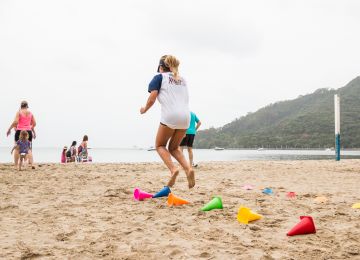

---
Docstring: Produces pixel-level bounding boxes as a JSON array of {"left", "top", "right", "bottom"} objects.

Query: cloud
[{"left": 141, "top": 1, "right": 262, "bottom": 58}]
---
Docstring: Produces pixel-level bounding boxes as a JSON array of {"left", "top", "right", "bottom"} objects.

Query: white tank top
[{"left": 157, "top": 72, "right": 190, "bottom": 129}]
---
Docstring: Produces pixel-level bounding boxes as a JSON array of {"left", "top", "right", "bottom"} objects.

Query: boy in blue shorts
[{"left": 180, "top": 111, "right": 201, "bottom": 167}]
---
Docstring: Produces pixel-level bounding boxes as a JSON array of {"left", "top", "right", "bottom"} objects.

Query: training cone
[
  {"left": 262, "top": 188, "right": 273, "bottom": 195},
  {"left": 352, "top": 203, "right": 360, "bottom": 209},
  {"left": 201, "top": 196, "right": 223, "bottom": 211},
  {"left": 152, "top": 186, "right": 171, "bottom": 198},
  {"left": 133, "top": 188, "right": 153, "bottom": 201},
  {"left": 287, "top": 216, "right": 316, "bottom": 236},
  {"left": 287, "top": 192, "right": 296, "bottom": 198},
  {"left": 167, "top": 193, "right": 190, "bottom": 206},
  {"left": 237, "top": 206, "right": 262, "bottom": 224}
]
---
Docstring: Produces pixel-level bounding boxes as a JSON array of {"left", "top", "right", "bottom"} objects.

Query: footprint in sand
[
  {"left": 55, "top": 230, "right": 77, "bottom": 241},
  {"left": 199, "top": 252, "right": 211, "bottom": 258},
  {"left": 344, "top": 244, "right": 360, "bottom": 256},
  {"left": 123, "top": 230, "right": 133, "bottom": 235},
  {"left": 17, "top": 241, "right": 49, "bottom": 259},
  {"left": 249, "top": 225, "right": 261, "bottom": 231},
  {"left": 169, "top": 248, "right": 182, "bottom": 257},
  {"left": 264, "top": 218, "right": 285, "bottom": 228},
  {"left": 104, "top": 188, "right": 131, "bottom": 197}
]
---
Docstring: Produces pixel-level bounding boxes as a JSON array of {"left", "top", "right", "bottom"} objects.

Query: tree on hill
[{"left": 195, "top": 76, "right": 360, "bottom": 149}]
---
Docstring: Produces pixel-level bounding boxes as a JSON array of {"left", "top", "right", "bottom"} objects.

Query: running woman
[{"left": 140, "top": 55, "right": 195, "bottom": 188}]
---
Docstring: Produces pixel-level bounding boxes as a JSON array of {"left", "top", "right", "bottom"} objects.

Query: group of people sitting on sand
[{"left": 61, "top": 135, "right": 91, "bottom": 163}]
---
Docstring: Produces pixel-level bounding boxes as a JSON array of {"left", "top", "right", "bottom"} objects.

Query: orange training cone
[
  {"left": 167, "top": 193, "right": 190, "bottom": 206},
  {"left": 287, "top": 216, "right": 316, "bottom": 236}
]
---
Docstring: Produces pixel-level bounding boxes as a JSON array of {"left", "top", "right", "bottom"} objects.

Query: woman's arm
[
  {"left": 7, "top": 112, "right": 19, "bottom": 136},
  {"left": 31, "top": 115, "right": 37, "bottom": 128},
  {"left": 140, "top": 90, "right": 158, "bottom": 114},
  {"left": 31, "top": 115, "right": 37, "bottom": 139},
  {"left": 11, "top": 144, "right": 18, "bottom": 154}
]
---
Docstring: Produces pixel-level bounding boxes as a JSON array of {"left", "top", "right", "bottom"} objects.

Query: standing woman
[
  {"left": 140, "top": 55, "right": 195, "bottom": 188},
  {"left": 6, "top": 101, "right": 36, "bottom": 169}
]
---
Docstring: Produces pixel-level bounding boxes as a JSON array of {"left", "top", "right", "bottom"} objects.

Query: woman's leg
[
  {"left": 155, "top": 124, "right": 179, "bottom": 186},
  {"left": 168, "top": 130, "right": 195, "bottom": 188}
]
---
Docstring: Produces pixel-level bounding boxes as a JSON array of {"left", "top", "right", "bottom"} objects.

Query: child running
[
  {"left": 140, "top": 55, "right": 195, "bottom": 188},
  {"left": 11, "top": 130, "right": 31, "bottom": 171}
]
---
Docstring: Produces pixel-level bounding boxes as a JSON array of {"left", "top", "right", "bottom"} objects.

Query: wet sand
[{"left": 1, "top": 160, "right": 360, "bottom": 259}]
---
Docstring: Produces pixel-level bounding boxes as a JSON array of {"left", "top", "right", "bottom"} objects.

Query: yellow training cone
[
  {"left": 352, "top": 203, "right": 360, "bottom": 209},
  {"left": 237, "top": 206, "right": 262, "bottom": 224}
]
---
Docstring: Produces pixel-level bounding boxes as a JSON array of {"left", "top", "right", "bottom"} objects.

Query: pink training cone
[
  {"left": 287, "top": 192, "right": 296, "bottom": 198},
  {"left": 287, "top": 216, "right": 316, "bottom": 236},
  {"left": 242, "top": 185, "right": 254, "bottom": 190},
  {"left": 133, "top": 188, "right": 153, "bottom": 201}
]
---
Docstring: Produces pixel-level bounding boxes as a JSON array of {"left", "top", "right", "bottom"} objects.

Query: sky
[{"left": 0, "top": 0, "right": 359, "bottom": 148}]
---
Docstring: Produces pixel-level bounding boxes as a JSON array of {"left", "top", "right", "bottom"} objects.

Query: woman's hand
[
  {"left": 6, "top": 129, "right": 11, "bottom": 137},
  {"left": 140, "top": 91, "right": 158, "bottom": 115}
]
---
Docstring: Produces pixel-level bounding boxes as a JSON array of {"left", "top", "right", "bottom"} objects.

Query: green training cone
[{"left": 201, "top": 196, "right": 223, "bottom": 211}]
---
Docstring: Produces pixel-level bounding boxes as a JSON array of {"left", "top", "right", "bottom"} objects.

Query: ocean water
[{"left": 1, "top": 147, "right": 360, "bottom": 163}]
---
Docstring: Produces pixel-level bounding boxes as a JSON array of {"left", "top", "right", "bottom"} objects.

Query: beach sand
[{"left": 1, "top": 160, "right": 360, "bottom": 259}]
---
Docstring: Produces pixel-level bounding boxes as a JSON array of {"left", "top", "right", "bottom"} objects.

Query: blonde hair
[
  {"left": 164, "top": 55, "right": 180, "bottom": 80},
  {"left": 20, "top": 130, "right": 29, "bottom": 141}
]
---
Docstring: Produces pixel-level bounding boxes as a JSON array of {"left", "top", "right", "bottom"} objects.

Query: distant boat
[
  {"left": 147, "top": 146, "right": 156, "bottom": 151},
  {"left": 214, "top": 147, "right": 225, "bottom": 151},
  {"left": 257, "top": 148, "right": 264, "bottom": 151},
  {"left": 325, "top": 148, "right": 332, "bottom": 151}
]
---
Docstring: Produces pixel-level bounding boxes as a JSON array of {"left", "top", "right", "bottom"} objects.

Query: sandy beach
[{"left": 1, "top": 160, "right": 360, "bottom": 259}]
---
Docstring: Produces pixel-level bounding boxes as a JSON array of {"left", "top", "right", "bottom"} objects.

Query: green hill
[{"left": 195, "top": 76, "right": 360, "bottom": 149}]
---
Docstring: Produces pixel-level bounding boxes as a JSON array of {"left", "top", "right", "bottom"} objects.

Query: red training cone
[{"left": 287, "top": 216, "right": 316, "bottom": 236}]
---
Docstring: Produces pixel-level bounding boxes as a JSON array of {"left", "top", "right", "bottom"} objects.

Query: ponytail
[{"left": 164, "top": 55, "right": 180, "bottom": 80}]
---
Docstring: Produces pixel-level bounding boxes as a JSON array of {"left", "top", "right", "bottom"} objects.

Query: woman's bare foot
[
  {"left": 186, "top": 168, "right": 195, "bottom": 188},
  {"left": 167, "top": 169, "right": 179, "bottom": 187}
]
